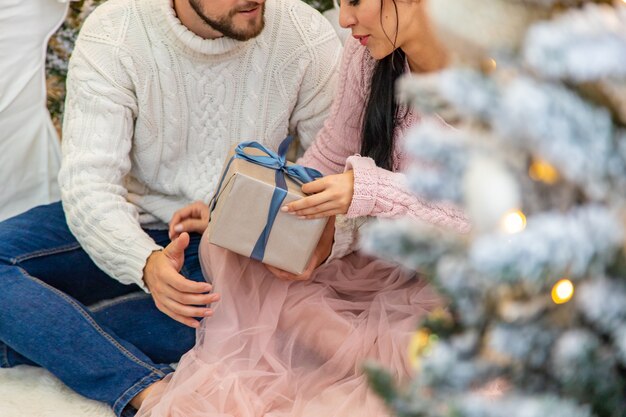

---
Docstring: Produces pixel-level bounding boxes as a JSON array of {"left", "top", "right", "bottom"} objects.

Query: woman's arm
[
  {"left": 297, "top": 37, "right": 370, "bottom": 175},
  {"left": 287, "top": 155, "right": 469, "bottom": 231},
  {"left": 344, "top": 155, "right": 470, "bottom": 232},
  {"left": 317, "top": 156, "right": 470, "bottom": 261}
]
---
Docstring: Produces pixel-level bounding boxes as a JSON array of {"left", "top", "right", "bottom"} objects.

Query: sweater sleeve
[
  {"left": 58, "top": 20, "right": 160, "bottom": 292},
  {"left": 326, "top": 155, "right": 470, "bottom": 261},
  {"left": 288, "top": 10, "right": 343, "bottom": 151},
  {"left": 298, "top": 37, "right": 369, "bottom": 175},
  {"left": 345, "top": 155, "right": 470, "bottom": 231}
]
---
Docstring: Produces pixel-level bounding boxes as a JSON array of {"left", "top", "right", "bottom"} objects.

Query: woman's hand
[
  {"left": 265, "top": 217, "right": 335, "bottom": 281},
  {"left": 282, "top": 171, "right": 354, "bottom": 219},
  {"left": 169, "top": 201, "right": 210, "bottom": 240}
]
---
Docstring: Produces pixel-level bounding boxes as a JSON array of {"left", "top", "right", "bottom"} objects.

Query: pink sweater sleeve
[
  {"left": 298, "top": 37, "right": 367, "bottom": 175},
  {"left": 345, "top": 155, "right": 470, "bottom": 231},
  {"left": 327, "top": 153, "right": 470, "bottom": 261}
]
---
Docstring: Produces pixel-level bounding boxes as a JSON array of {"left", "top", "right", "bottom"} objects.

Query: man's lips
[
  {"left": 353, "top": 35, "right": 370, "bottom": 46},
  {"left": 238, "top": 4, "right": 261, "bottom": 15}
]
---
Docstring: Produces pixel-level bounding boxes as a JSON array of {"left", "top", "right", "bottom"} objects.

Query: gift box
[{"left": 206, "top": 138, "right": 328, "bottom": 274}]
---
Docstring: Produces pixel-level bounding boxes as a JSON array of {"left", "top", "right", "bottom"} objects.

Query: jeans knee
[{"left": 0, "top": 202, "right": 76, "bottom": 265}]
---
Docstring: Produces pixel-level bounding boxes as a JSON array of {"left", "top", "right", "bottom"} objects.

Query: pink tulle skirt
[{"left": 137, "top": 233, "right": 442, "bottom": 417}]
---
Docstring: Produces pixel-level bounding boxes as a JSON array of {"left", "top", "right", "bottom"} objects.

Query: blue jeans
[{"left": 0, "top": 202, "right": 204, "bottom": 417}]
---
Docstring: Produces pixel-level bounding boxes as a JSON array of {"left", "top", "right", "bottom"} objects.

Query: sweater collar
[{"left": 151, "top": 0, "right": 249, "bottom": 57}]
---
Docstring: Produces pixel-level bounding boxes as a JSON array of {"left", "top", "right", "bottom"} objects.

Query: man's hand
[
  {"left": 143, "top": 232, "right": 219, "bottom": 328},
  {"left": 283, "top": 171, "right": 354, "bottom": 219},
  {"left": 169, "top": 201, "right": 210, "bottom": 240},
  {"left": 265, "top": 217, "right": 335, "bottom": 281}
]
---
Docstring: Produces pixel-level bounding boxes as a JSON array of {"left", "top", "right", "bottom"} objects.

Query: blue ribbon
[{"left": 209, "top": 136, "right": 323, "bottom": 262}]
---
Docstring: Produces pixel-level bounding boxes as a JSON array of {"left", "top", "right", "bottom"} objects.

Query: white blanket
[{"left": 0, "top": 366, "right": 114, "bottom": 417}]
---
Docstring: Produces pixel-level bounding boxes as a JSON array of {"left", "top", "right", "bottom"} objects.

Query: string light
[
  {"left": 551, "top": 279, "right": 575, "bottom": 304},
  {"left": 408, "top": 328, "right": 437, "bottom": 368},
  {"left": 500, "top": 209, "right": 527, "bottom": 234},
  {"left": 481, "top": 58, "right": 498, "bottom": 73},
  {"left": 429, "top": 307, "right": 453, "bottom": 326},
  {"left": 529, "top": 158, "right": 559, "bottom": 184}
]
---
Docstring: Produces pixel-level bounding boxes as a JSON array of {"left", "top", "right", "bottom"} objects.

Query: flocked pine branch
[
  {"left": 469, "top": 205, "right": 624, "bottom": 285},
  {"left": 523, "top": 3, "right": 626, "bottom": 82}
]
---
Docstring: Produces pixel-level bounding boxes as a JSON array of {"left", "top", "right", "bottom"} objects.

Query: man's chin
[
  {"left": 231, "top": 5, "right": 265, "bottom": 40},
  {"left": 231, "top": 19, "right": 264, "bottom": 41}
]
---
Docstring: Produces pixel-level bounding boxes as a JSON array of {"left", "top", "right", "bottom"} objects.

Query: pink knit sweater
[{"left": 299, "top": 37, "right": 470, "bottom": 260}]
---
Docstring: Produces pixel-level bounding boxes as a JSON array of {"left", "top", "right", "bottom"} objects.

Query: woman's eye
[{"left": 337, "top": 0, "right": 360, "bottom": 6}]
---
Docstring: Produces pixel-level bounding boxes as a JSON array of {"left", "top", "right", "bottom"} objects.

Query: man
[{"left": 0, "top": 0, "right": 341, "bottom": 414}]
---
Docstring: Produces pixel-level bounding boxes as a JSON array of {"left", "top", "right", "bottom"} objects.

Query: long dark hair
[{"left": 360, "top": 0, "right": 407, "bottom": 171}]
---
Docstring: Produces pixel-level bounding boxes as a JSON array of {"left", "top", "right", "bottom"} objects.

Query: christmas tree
[{"left": 362, "top": 1, "right": 626, "bottom": 416}]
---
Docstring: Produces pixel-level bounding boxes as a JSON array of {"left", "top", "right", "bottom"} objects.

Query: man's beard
[{"left": 189, "top": 0, "right": 265, "bottom": 41}]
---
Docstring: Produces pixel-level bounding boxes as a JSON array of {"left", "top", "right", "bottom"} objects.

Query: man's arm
[{"left": 60, "top": 34, "right": 161, "bottom": 291}]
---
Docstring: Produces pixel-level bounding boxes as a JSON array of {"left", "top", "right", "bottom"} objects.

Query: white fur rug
[{"left": 0, "top": 366, "right": 115, "bottom": 417}]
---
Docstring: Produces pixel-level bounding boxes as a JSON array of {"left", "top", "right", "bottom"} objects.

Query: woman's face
[{"left": 339, "top": 0, "right": 424, "bottom": 60}]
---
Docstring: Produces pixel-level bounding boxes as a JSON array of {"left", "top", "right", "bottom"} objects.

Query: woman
[{"left": 138, "top": 0, "right": 469, "bottom": 415}]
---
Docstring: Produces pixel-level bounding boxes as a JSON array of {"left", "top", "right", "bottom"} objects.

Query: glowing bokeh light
[
  {"left": 551, "top": 279, "right": 575, "bottom": 304},
  {"left": 501, "top": 209, "right": 527, "bottom": 234},
  {"left": 529, "top": 159, "right": 559, "bottom": 184}
]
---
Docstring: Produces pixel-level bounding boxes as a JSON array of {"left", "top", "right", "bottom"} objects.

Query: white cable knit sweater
[{"left": 59, "top": 0, "right": 342, "bottom": 290}]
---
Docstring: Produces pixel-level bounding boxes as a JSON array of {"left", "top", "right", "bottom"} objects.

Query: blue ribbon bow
[{"left": 209, "top": 136, "right": 323, "bottom": 262}]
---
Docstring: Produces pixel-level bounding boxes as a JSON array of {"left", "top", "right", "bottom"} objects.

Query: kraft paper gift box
[{"left": 206, "top": 139, "right": 328, "bottom": 274}]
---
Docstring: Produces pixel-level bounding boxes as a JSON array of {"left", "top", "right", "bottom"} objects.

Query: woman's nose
[{"left": 338, "top": 3, "right": 357, "bottom": 29}]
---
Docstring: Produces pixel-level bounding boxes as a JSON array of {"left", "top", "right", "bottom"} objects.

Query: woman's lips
[{"left": 353, "top": 35, "right": 370, "bottom": 46}]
